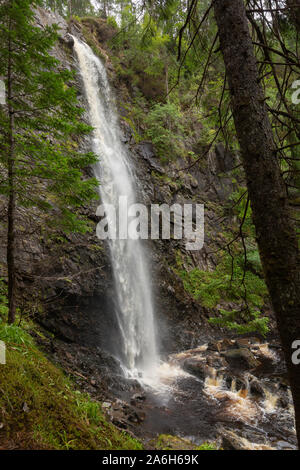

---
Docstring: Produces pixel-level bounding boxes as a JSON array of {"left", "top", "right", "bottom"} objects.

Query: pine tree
[{"left": 0, "top": 0, "right": 98, "bottom": 324}]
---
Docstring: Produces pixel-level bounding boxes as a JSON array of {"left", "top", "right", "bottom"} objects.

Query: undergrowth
[
  {"left": 176, "top": 249, "right": 269, "bottom": 335},
  {"left": 0, "top": 318, "right": 142, "bottom": 450}
]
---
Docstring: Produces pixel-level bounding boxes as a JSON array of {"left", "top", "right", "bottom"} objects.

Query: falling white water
[{"left": 73, "top": 37, "right": 158, "bottom": 378}]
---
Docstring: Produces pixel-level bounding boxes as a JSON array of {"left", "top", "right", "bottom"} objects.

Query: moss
[
  {"left": 154, "top": 434, "right": 218, "bottom": 450},
  {"left": 121, "top": 115, "right": 142, "bottom": 143},
  {"left": 151, "top": 170, "right": 184, "bottom": 191},
  {"left": 0, "top": 321, "right": 143, "bottom": 450},
  {"left": 175, "top": 249, "right": 269, "bottom": 335},
  {"left": 196, "top": 442, "right": 219, "bottom": 450}
]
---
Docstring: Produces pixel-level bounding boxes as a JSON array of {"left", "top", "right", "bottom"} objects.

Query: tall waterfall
[{"left": 73, "top": 37, "right": 158, "bottom": 377}]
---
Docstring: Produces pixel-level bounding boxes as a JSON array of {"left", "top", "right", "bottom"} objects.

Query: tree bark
[
  {"left": 68, "top": 0, "right": 72, "bottom": 17},
  {"left": 213, "top": 0, "right": 300, "bottom": 447},
  {"left": 7, "top": 23, "right": 17, "bottom": 324}
]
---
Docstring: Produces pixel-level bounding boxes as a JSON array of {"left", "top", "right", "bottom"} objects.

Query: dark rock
[
  {"left": 249, "top": 379, "right": 265, "bottom": 397},
  {"left": 182, "top": 358, "right": 209, "bottom": 381},
  {"left": 214, "top": 143, "right": 236, "bottom": 173},
  {"left": 63, "top": 33, "right": 75, "bottom": 48},
  {"left": 112, "top": 417, "right": 128, "bottom": 429},
  {"left": 225, "top": 376, "right": 245, "bottom": 391},
  {"left": 222, "top": 348, "right": 261, "bottom": 370},
  {"left": 278, "top": 397, "right": 289, "bottom": 409},
  {"left": 207, "top": 355, "right": 227, "bottom": 369},
  {"left": 207, "top": 342, "right": 218, "bottom": 352},
  {"left": 127, "top": 410, "right": 145, "bottom": 424},
  {"left": 130, "top": 393, "right": 146, "bottom": 404},
  {"left": 137, "top": 141, "right": 165, "bottom": 174}
]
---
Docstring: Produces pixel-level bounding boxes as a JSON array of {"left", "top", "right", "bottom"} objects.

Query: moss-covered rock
[{"left": 153, "top": 434, "right": 218, "bottom": 450}]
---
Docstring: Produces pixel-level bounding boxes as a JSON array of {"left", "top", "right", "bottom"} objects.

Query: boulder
[
  {"left": 207, "top": 339, "right": 236, "bottom": 352},
  {"left": 249, "top": 379, "right": 265, "bottom": 397},
  {"left": 182, "top": 358, "right": 210, "bottom": 381},
  {"left": 222, "top": 348, "right": 261, "bottom": 370},
  {"left": 63, "top": 33, "right": 75, "bottom": 48}
]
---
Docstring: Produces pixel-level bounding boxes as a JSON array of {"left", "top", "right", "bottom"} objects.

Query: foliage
[
  {"left": 0, "top": 321, "right": 143, "bottom": 450},
  {"left": 177, "top": 249, "right": 269, "bottom": 335},
  {"left": 0, "top": 0, "right": 98, "bottom": 234},
  {"left": 209, "top": 309, "right": 269, "bottom": 336},
  {"left": 0, "top": 321, "right": 33, "bottom": 349},
  {"left": 154, "top": 434, "right": 218, "bottom": 450},
  {"left": 144, "top": 102, "right": 185, "bottom": 161},
  {"left": 0, "top": 280, "right": 8, "bottom": 319},
  {"left": 196, "top": 442, "right": 218, "bottom": 450}
]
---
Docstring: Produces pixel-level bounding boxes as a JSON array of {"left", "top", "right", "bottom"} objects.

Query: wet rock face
[
  {"left": 4, "top": 8, "right": 249, "bottom": 366},
  {"left": 7, "top": 8, "right": 210, "bottom": 363},
  {"left": 102, "top": 399, "right": 147, "bottom": 430},
  {"left": 182, "top": 358, "right": 211, "bottom": 380}
]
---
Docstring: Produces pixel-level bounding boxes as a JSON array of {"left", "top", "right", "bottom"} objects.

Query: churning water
[{"left": 73, "top": 37, "right": 158, "bottom": 378}]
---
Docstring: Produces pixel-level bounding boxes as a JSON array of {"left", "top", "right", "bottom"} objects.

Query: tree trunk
[
  {"left": 68, "top": 0, "right": 72, "bottom": 17},
  {"left": 7, "top": 25, "right": 16, "bottom": 325},
  {"left": 213, "top": 0, "right": 300, "bottom": 447}
]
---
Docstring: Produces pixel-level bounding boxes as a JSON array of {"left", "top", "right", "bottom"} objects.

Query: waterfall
[{"left": 73, "top": 37, "right": 158, "bottom": 377}]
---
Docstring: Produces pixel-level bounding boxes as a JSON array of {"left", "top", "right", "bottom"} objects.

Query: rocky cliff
[{"left": 0, "top": 8, "right": 269, "bottom": 398}]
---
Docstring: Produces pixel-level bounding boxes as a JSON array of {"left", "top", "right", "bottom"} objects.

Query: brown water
[{"left": 127, "top": 341, "right": 297, "bottom": 450}]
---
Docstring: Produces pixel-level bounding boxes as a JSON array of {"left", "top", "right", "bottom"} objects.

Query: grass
[
  {"left": 0, "top": 320, "right": 143, "bottom": 450},
  {"left": 154, "top": 434, "right": 218, "bottom": 450}
]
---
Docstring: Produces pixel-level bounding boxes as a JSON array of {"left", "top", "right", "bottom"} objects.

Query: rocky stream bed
[{"left": 35, "top": 328, "right": 297, "bottom": 451}]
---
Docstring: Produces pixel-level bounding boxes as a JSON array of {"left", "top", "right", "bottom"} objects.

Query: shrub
[{"left": 144, "top": 102, "right": 185, "bottom": 162}]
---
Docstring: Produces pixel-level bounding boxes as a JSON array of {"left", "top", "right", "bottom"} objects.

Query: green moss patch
[{"left": 153, "top": 434, "right": 218, "bottom": 450}]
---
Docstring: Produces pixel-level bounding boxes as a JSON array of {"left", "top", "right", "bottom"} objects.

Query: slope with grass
[{"left": 0, "top": 320, "right": 142, "bottom": 450}]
